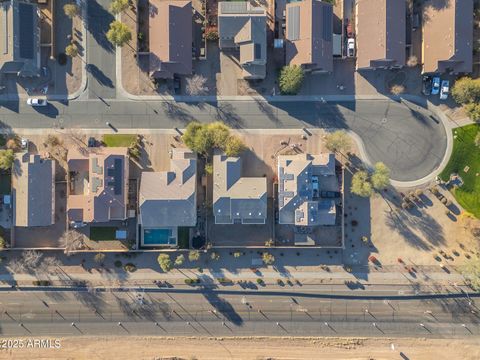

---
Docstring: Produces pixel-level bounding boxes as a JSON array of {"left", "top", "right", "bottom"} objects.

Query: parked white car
[
  {"left": 347, "top": 38, "right": 355, "bottom": 57},
  {"left": 26, "top": 98, "right": 48, "bottom": 107},
  {"left": 440, "top": 80, "right": 450, "bottom": 100}
]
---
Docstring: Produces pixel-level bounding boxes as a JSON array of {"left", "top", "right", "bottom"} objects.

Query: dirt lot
[{"left": 0, "top": 336, "right": 478, "bottom": 360}]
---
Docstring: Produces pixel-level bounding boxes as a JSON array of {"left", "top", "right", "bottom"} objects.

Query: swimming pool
[{"left": 143, "top": 228, "right": 176, "bottom": 246}]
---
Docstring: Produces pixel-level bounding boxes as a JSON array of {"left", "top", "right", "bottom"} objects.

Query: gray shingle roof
[
  {"left": 13, "top": 154, "right": 55, "bottom": 227},
  {"left": 213, "top": 152, "right": 267, "bottom": 224},
  {"left": 139, "top": 148, "right": 197, "bottom": 228},
  {"left": 278, "top": 153, "right": 337, "bottom": 226}
]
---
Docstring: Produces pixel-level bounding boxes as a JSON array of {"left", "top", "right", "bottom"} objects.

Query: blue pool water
[{"left": 143, "top": 228, "right": 174, "bottom": 245}]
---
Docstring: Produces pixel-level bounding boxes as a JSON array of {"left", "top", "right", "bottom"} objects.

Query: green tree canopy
[
  {"left": 225, "top": 136, "right": 247, "bottom": 157},
  {"left": 106, "top": 21, "right": 132, "bottom": 47},
  {"left": 278, "top": 65, "right": 305, "bottom": 95},
  {"left": 452, "top": 77, "right": 480, "bottom": 105},
  {"left": 465, "top": 103, "right": 480, "bottom": 122},
  {"left": 157, "top": 254, "right": 173, "bottom": 272},
  {"left": 110, "top": 0, "right": 129, "bottom": 14},
  {"left": 325, "top": 130, "right": 352, "bottom": 154},
  {"left": 351, "top": 170, "right": 373, "bottom": 197},
  {"left": 182, "top": 122, "right": 246, "bottom": 157},
  {"left": 0, "top": 149, "right": 14, "bottom": 171},
  {"left": 371, "top": 162, "right": 390, "bottom": 190}
]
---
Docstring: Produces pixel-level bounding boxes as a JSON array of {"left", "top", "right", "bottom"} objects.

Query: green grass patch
[
  {"left": 103, "top": 134, "right": 137, "bottom": 147},
  {"left": 439, "top": 124, "right": 480, "bottom": 217},
  {"left": 0, "top": 174, "right": 10, "bottom": 195},
  {"left": 90, "top": 227, "right": 118, "bottom": 241},
  {"left": 178, "top": 227, "right": 190, "bottom": 249}
]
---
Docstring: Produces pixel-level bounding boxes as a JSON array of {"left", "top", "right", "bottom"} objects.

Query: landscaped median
[{"left": 440, "top": 124, "right": 480, "bottom": 218}]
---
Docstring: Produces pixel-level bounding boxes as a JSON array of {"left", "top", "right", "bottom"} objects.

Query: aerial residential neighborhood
[{"left": 0, "top": 0, "right": 480, "bottom": 359}]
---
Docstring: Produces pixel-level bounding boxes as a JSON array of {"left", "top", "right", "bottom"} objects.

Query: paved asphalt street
[
  {"left": 0, "top": 289, "right": 478, "bottom": 338},
  {"left": 86, "top": 0, "right": 116, "bottom": 100},
  {"left": 0, "top": 99, "right": 446, "bottom": 181}
]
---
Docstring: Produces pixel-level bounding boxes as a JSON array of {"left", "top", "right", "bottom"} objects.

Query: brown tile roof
[
  {"left": 422, "top": 0, "right": 473, "bottom": 74},
  {"left": 285, "top": 0, "right": 333, "bottom": 72},
  {"left": 67, "top": 147, "right": 129, "bottom": 224},
  {"left": 149, "top": 0, "right": 192, "bottom": 79},
  {"left": 355, "top": 0, "right": 406, "bottom": 69}
]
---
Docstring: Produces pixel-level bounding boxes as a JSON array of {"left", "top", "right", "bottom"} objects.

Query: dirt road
[{"left": 0, "top": 336, "right": 478, "bottom": 360}]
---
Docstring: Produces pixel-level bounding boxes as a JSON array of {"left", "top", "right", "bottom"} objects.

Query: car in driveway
[
  {"left": 440, "top": 80, "right": 450, "bottom": 100},
  {"left": 27, "top": 98, "right": 48, "bottom": 107},
  {"left": 422, "top": 75, "right": 432, "bottom": 95},
  {"left": 431, "top": 77, "right": 440, "bottom": 95},
  {"left": 347, "top": 38, "right": 355, "bottom": 57}
]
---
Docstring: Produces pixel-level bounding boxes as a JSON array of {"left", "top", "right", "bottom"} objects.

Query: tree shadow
[
  {"left": 211, "top": 102, "right": 244, "bottom": 128},
  {"left": 86, "top": 64, "right": 115, "bottom": 88},
  {"left": 384, "top": 192, "right": 446, "bottom": 250},
  {"left": 86, "top": 0, "right": 115, "bottom": 53},
  {"left": 161, "top": 101, "right": 195, "bottom": 124}
]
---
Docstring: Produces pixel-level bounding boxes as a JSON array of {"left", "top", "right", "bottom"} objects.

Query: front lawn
[
  {"left": 439, "top": 124, "right": 480, "bottom": 217},
  {"left": 103, "top": 134, "right": 137, "bottom": 147},
  {"left": 90, "top": 226, "right": 118, "bottom": 241}
]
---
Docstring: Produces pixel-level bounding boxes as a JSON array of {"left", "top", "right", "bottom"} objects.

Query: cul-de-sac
[{"left": 0, "top": 0, "right": 479, "bottom": 358}]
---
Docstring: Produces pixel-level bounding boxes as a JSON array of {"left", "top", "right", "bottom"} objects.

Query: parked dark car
[
  {"left": 320, "top": 191, "right": 341, "bottom": 198},
  {"left": 173, "top": 75, "right": 181, "bottom": 95},
  {"left": 422, "top": 75, "right": 432, "bottom": 96},
  {"left": 88, "top": 137, "right": 97, "bottom": 147}
]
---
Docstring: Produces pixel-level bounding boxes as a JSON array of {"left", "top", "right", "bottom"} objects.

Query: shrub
[
  {"left": 174, "top": 254, "right": 185, "bottom": 267},
  {"left": 205, "top": 30, "right": 219, "bottom": 41},
  {"left": 406, "top": 55, "right": 418, "bottom": 67},
  {"left": 390, "top": 84, "right": 405, "bottom": 95},
  {"left": 465, "top": 103, "right": 480, "bottom": 122},
  {"left": 0, "top": 236, "right": 5, "bottom": 249},
  {"left": 279, "top": 65, "right": 304, "bottom": 95},
  {"left": 188, "top": 250, "right": 201, "bottom": 262},
  {"left": 210, "top": 251, "right": 220, "bottom": 261},
  {"left": 94, "top": 253, "right": 106, "bottom": 264},
  {"left": 233, "top": 251, "right": 243, "bottom": 258},
  {"left": 114, "top": 260, "right": 122, "bottom": 268},
  {"left": 256, "top": 278, "right": 264, "bottom": 285},
  {"left": 205, "top": 163, "right": 213, "bottom": 175},
  {"left": 123, "top": 263, "right": 137, "bottom": 272},
  {"left": 184, "top": 278, "right": 200, "bottom": 285},
  {"left": 33, "top": 280, "right": 51, "bottom": 286},
  {"left": 262, "top": 252, "right": 275, "bottom": 265},
  {"left": 63, "top": 3, "right": 78, "bottom": 18},
  {"left": 65, "top": 43, "right": 78, "bottom": 58},
  {"left": 157, "top": 254, "right": 173, "bottom": 272}
]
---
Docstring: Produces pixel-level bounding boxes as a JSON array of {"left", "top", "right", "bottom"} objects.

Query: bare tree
[
  {"left": 22, "top": 250, "right": 43, "bottom": 268},
  {"left": 8, "top": 258, "right": 26, "bottom": 273},
  {"left": 186, "top": 75, "right": 209, "bottom": 96},
  {"left": 60, "top": 230, "right": 86, "bottom": 255},
  {"left": 37, "top": 256, "right": 62, "bottom": 276}
]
